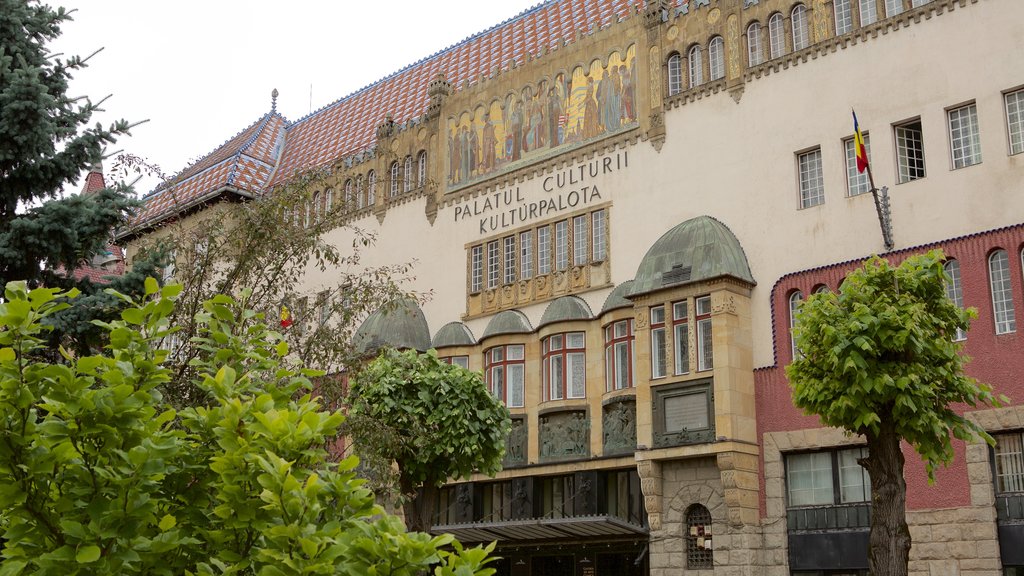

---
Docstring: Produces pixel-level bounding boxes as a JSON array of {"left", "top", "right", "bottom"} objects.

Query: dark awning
[{"left": 430, "top": 514, "right": 648, "bottom": 543}]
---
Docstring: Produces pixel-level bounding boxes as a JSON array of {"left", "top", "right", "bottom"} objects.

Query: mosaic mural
[{"left": 447, "top": 45, "right": 638, "bottom": 189}]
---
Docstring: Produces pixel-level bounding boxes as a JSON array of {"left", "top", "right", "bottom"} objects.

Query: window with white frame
[
  {"left": 860, "top": 0, "right": 878, "bottom": 25},
  {"left": 948, "top": 103, "right": 982, "bottom": 169},
  {"left": 520, "top": 230, "right": 534, "bottom": 280},
  {"left": 667, "top": 53, "right": 683, "bottom": 96},
  {"left": 798, "top": 148, "right": 825, "bottom": 208},
  {"left": 885, "top": 0, "right": 904, "bottom": 17},
  {"left": 538, "top": 225, "right": 552, "bottom": 275},
  {"left": 834, "top": 0, "right": 853, "bottom": 35},
  {"left": 367, "top": 170, "right": 377, "bottom": 205},
  {"left": 1006, "top": 89, "right": 1024, "bottom": 155},
  {"left": 651, "top": 305, "right": 667, "bottom": 379},
  {"left": 592, "top": 209, "right": 607, "bottom": 261},
  {"left": 791, "top": 5, "right": 809, "bottom": 51},
  {"left": 786, "top": 447, "right": 870, "bottom": 507},
  {"left": 417, "top": 151, "right": 428, "bottom": 186},
  {"left": 943, "top": 260, "right": 967, "bottom": 341},
  {"left": 487, "top": 240, "right": 500, "bottom": 289},
  {"left": 470, "top": 245, "right": 483, "bottom": 293},
  {"left": 709, "top": 36, "right": 725, "bottom": 80},
  {"left": 768, "top": 13, "right": 786, "bottom": 59},
  {"left": 554, "top": 220, "right": 569, "bottom": 271},
  {"left": 789, "top": 291, "right": 804, "bottom": 359},
  {"left": 688, "top": 45, "right": 704, "bottom": 88},
  {"left": 895, "top": 119, "right": 926, "bottom": 183},
  {"left": 910, "top": 0, "right": 930, "bottom": 7},
  {"left": 486, "top": 345, "right": 525, "bottom": 408},
  {"left": 989, "top": 249, "right": 1016, "bottom": 334},
  {"left": 543, "top": 332, "right": 586, "bottom": 400},
  {"left": 404, "top": 155, "right": 413, "bottom": 192},
  {"left": 747, "top": 22, "right": 763, "bottom": 67},
  {"left": 573, "top": 215, "right": 588, "bottom": 266},
  {"left": 994, "top": 431, "right": 1024, "bottom": 494},
  {"left": 844, "top": 133, "right": 872, "bottom": 196},
  {"left": 503, "top": 236, "right": 516, "bottom": 285},
  {"left": 390, "top": 161, "right": 400, "bottom": 197},
  {"left": 673, "top": 300, "right": 690, "bottom": 375},
  {"left": 605, "top": 319, "right": 635, "bottom": 391},
  {"left": 696, "top": 295, "right": 713, "bottom": 371},
  {"left": 441, "top": 355, "right": 470, "bottom": 369}
]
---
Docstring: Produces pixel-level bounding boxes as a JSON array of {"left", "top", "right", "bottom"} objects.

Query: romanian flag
[
  {"left": 852, "top": 110, "right": 869, "bottom": 174},
  {"left": 280, "top": 305, "right": 293, "bottom": 328}
]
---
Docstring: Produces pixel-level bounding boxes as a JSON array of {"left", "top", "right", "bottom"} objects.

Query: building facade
[{"left": 120, "top": 1, "right": 1024, "bottom": 575}]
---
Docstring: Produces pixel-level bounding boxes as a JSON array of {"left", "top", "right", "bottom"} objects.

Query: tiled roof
[{"left": 133, "top": 0, "right": 640, "bottom": 229}]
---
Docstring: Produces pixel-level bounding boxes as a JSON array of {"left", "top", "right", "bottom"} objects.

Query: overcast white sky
[{"left": 54, "top": 1, "right": 540, "bottom": 195}]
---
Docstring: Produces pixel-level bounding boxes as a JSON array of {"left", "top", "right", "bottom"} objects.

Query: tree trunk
[
  {"left": 863, "top": 417, "right": 911, "bottom": 576},
  {"left": 399, "top": 474, "right": 439, "bottom": 534}
]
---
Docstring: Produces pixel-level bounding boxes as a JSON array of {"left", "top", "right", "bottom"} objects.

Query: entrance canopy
[{"left": 431, "top": 514, "right": 647, "bottom": 543}]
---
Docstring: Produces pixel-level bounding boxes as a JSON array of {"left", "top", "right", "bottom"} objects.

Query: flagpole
[{"left": 855, "top": 109, "right": 894, "bottom": 251}]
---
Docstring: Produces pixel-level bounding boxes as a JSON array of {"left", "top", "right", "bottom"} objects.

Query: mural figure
[
  {"left": 582, "top": 76, "right": 601, "bottom": 140},
  {"left": 481, "top": 112, "right": 496, "bottom": 173}
]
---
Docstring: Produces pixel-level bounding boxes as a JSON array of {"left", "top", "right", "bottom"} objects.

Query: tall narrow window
[
  {"left": 544, "top": 333, "right": 586, "bottom": 400},
  {"left": 324, "top": 188, "right": 333, "bottom": 214},
  {"left": 798, "top": 148, "right": 825, "bottom": 208},
  {"left": 538, "top": 225, "right": 552, "bottom": 275},
  {"left": 709, "top": 36, "right": 725, "bottom": 80},
  {"left": 605, "top": 319, "right": 635, "bottom": 391},
  {"left": 696, "top": 296, "right": 713, "bottom": 371},
  {"left": 503, "top": 236, "right": 516, "bottom": 285},
  {"left": 943, "top": 260, "right": 967, "bottom": 341},
  {"left": 487, "top": 240, "right": 500, "bottom": 289},
  {"left": 592, "top": 209, "right": 607, "bottom": 261},
  {"left": 834, "top": 0, "right": 853, "bottom": 35},
  {"left": 470, "top": 246, "right": 483, "bottom": 293},
  {"left": 667, "top": 53, "right": 683, "bottom": 96},
  {"left": 860, "top": 0, "right": 879, "bottom": 25},
  {"left": 791, "top": 5, "right": 809, "bottom": 51},
  {"left": 994, "top": 432, "right": 1024, "bottom": 494},
  {"left": 554, "top": 220, "right": 569, "bottom": 271},
  {"left": 1006, "top": 89, "right": 1024, "bottom": 155},
  {"left": 304, "top": 200, "right": 312, "bottom": 228},
  {"left": 687, "top": 45, "right": 704, "bottom": 88},
  {"left": 520, "top": 230, "right": 534, "bottom": 280},
  {"left": 844, "top": 133, "right": 872, "bottom": 196},
  {"left": 404, "top": 155, "right": 413, "bottom": 192},
  {"left": 747, "top": 22, "right": 763, "bottom": 67},
  {"left": 367, "top": 170, "right": 377, "bottom": 205},
  {"left": 948, "top": 103, "right": 982, "bottom": 169},
  {"left": 895, "top": 120, "right": 926, "bottom": 183},
  {"left": 486, "top": 345, "right": 525, "bottom": 408},
  {"left": 390, "top": 161, "right": 400, "bottom": 197},
  {"left": 673, "top": 300, "right": 689, "bottom": 375},
  {"left": 651, "top": 305, "right": 667, "bottom": 379},
  {"left": 768, "top": 13, "right": 786, "bottom": 59},
  {"left": 345, "top": 179, "right": 355, "bottom": 208},
  {"left": 312, "top": 192, "right": 321, "bottom": 223},
  {"left": 417, "top": 151, "right": 428, "bottom": 186},
  {"left": 885, "top": 0, "right": 904, "bottom": 17},
  {"left": 357, "top": 176, "right": 366, "bottom": 208},
  {"left": 573, "top": 215, "right": 588, "bottom": 266},
  {"left": 686, "top": 504, "right": 713, "bottom": 569},
  {"left": 989, "top": 250, "right": 1016, "bottom": 334},
  {"left": 789, "top": 291, "right": 804, "bottom": 359}
]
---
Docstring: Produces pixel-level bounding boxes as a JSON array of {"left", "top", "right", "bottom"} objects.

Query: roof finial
[{"left": 271, "top": 88, "right": 279, "bottom": 112}]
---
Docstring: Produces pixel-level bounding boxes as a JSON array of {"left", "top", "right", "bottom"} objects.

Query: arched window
[
  {"left": 768, "top": 13, "right": 786, "bottom": 59},
  {"left": 355, "top": 176, "right": 365, "bottom": 209},
  {"left": 789, "top": 291, "right": 804, "bottom": 359},
  {"left": 885, "top": 0, "right": 904, "bottom": 17},
  {"left": 791, "top": 4, "right": 809, "bottom": 50},
  {"left": 943, "top": 260, "right": 966, "bottom": 341},
  {"left": 685, "top": 504, "right": 713, "bottom": 569},
  {"left": 687, "top": 44, "right": 704, "bottom": 88},
  {"left": 344, "top": 179, "right": 354, "bottom": 208},
  {"left": 813, "top": 284, "right": 830, "bottom": 295},
  {"left": 403, "top": 155, "right": 413, "bottom": 192},
  {"left": 389, "top": 161, "right": 400, "bottom": 197},
  {"left": 417, "top": 150, "right": 427, "bottom": 187},
  {"left": 367, "top": 170, "right": 377, "bottom": 206},
  {"left": 709, "top": 36, "right": 725, "bottom": 81},
  {"left": 324, "top": 188, "right": 333, "bottom": 215},
  {"left": 989, "top": 250, "right": 1016, "bottom": 334},
  {"left": 747, "top": 22, "right": 763, "bottom": 67},
  {"left": 304, "top": 200, "right": 312, "bottom": 228},
  {"left": 312, "top": 192, "right": 321, "bottom": 223},
  {"left": 667, "top": 52, "right": 682, "bottom": 96},
  {"left": 834, "top": 0, "right": 853, "bottom": 35}
]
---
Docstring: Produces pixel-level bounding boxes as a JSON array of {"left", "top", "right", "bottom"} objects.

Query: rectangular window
[
  {"left": 520, "top": 230, "right": 534, "bottom": 279},
  {"left": 673, "top": 301, "right": 689, "bottom": 375},
  {"left": 995, "top": 432, "right": 1024, "bottom": 494},
  {"left": 538, "top": 225, "right": 552, "bottom": 275},
  {"left": 317, "top": 290, "right": 331, "bottom": 326},
  {"left": 573, "top": 215, "right": 588, "bottom": 266},
  {"left": 948, "top": 103, "right": 982, "bottom": 169},
  {"left": 860, "top": 0, "right": 878, "bottom": 25},
  {"left": 895, "top": 119, "right": 926, "bottom": 183},
  {"left": 798, "top": 148, "right": 825, "bottom": 208},
  {"left": 486, "top": 345, "right": 525, "bottom": 408},
  {"left": 844, "top": 133, "right": 872, "bottom": 196},
  {"left": 834, "top": 0, "right": 853, "bottom": 35},
  {"left": 1007, "top": 89, "right": 1024, "bottom": 155},
  {"left": 487, "top": 240, "right": 500, "bottom": 289},
  {"left": 605, "top": 319, "right": 635, "bottom": 392},
  {"left": 651, "top": 305, "right": 667, "bottom": 379},
  {"left": 503, "top": 236, "right": 516, "bottom": 285},
  {"left": 786, "top": 447, "right": 870, "bottom": 507},
  {"left": 592, "top": 209, "right": 607, "bottom": 262},
  {"left": 544, "top": 332, "right": 586, "bottom": 400},
  {"left": 470, "top": 246, "right": 483, "bottom": 293},
  {"left": 885, "top": 0, "right": 904, "bottom": 17},
  {"left": 696, "top": 296, "right": 713, "bottom": 371},
  {"left": 554, "top": 220, "right": 569, "bottom": 271},
  {"left": 441, "top": 356, "right": 470, "bottom": 369}
]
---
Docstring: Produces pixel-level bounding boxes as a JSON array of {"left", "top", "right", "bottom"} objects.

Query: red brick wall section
[{"left": 755, "top": 223, "right": 1024, "bottom": 514}]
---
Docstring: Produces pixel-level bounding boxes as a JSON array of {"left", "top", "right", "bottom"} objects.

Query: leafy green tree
[
  {"left": 0, "top": 280, "right": 495, "bottom": 575},
  {"left": 347, "top": 349, "right": 511, "bottom": 532},
  {"left": 0, "top": 0, "right": 162, "bottom": 352},
  {"left": 787, "top": 250, "right": 1004, "bottom": 576}
]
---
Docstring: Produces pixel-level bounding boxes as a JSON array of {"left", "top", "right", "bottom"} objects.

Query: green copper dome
[
  {"left": 538, "top": 295, "right": 593, "bottom": 328},
  {"left": 353, "top": 298, "right": 431, "bottom": 356},
  {"left": 432, "top": 321, "right": 476, "bottom": 348},
  {"left": 481, "top": 310, "right": 534, "bottom": 340},
  {"left": 628, "top": 216, "right": 755, "bottom": 298},
  {"left": 600, "top": 280, "right": 635, "bottom": 314}
]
